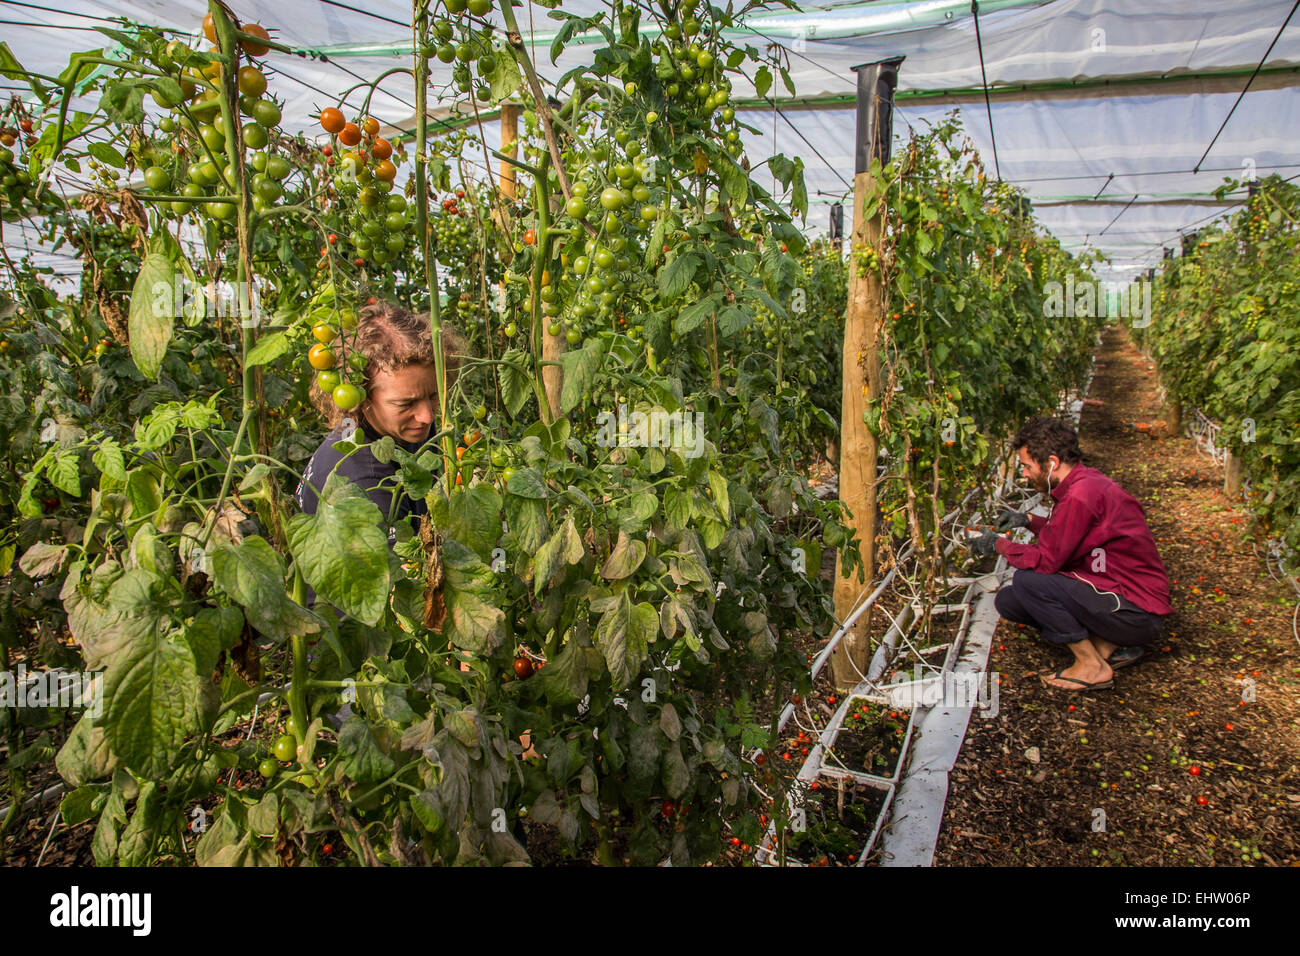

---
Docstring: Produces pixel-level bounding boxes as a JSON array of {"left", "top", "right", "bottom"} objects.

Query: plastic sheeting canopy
[{"left": 2, "top": 0, "right": 1298, "bottom": 280}]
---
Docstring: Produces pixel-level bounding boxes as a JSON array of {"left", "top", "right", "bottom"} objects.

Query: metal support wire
[
  {"left": 970, "top": 0, "right": 1001, "bottom": 182},
  {"left": 1194, "top": 0, "right": 1300, "bottom": 173}
]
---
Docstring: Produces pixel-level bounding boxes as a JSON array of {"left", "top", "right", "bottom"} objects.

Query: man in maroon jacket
[{"left": 967, "top": 417, "right": 1173, "bottom": 691}]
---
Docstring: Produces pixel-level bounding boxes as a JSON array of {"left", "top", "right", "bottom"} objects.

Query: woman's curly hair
[
  {"left": 308, "top": 301, "right": 469, "bottom": 430},
  {"left": 1012, "top": 415, "right": 1084, "bottom": 467}
]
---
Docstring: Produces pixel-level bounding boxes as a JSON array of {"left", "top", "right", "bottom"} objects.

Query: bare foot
[{"left": 1041, "top": 659, "right": 1114, "bottom": 689}]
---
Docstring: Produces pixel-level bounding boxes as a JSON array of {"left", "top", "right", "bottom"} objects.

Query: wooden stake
[{"left": 830, "top": 58, "right": 902, "bottom": 693}]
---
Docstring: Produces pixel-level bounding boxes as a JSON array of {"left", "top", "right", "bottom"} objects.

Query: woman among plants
[{"left": 295, "top": 300, "right": 467, "bottom": 538}]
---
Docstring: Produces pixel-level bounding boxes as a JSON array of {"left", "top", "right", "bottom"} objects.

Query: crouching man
[{"left": 967, "top": 416, "right": 1173, "bottom": 691}]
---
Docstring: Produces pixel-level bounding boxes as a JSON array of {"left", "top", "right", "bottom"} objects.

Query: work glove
[
  {"left": 995, "top": 507, "right": 1031, "bottom": 533},
  {"left": 965, "top": 530, "right": 1000, "bottom": 557}
]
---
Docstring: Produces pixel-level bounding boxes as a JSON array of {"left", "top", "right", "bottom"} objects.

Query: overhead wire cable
[
  {"left": 970, "top": 0, "right": 1001, "bottom": 181},
  {"left": 1193, "top": 0, "right": 1300, "bottom": 173}
]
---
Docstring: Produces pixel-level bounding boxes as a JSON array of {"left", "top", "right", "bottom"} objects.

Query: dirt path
[{"left": 932, "top": 325, "right": 1300, "bottom": 867}]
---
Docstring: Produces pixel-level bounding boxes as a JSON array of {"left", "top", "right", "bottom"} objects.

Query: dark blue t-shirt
[{"left": 294, "top": 413, "right": 428, "bottom": 539}]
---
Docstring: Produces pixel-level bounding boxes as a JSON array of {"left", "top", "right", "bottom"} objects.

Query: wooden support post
[
  {"left": 499, "top": 102, "right": 520, "bottom": 199},
  {"left": 1224, "top": 450, "right": 1244, "bottom": 499},
  {"left": 830, "top": 58, "right": 903, "bottom": 693}
]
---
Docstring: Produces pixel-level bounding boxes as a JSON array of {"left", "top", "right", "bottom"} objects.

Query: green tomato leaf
[
  {"left": 593, "top": 591, "right": 657, "bottom": 689},
  {"left": 245, "top": 329, "right": 290, "bottom": 368},
  {"left": 99, "top": 573, "right": 204, "bottom": 778},
  {"left": 600, "top": 529, "right": 647, "bottom": 580},
  {"left": 212, "top": 536, "right": 322, "bottom": 642},
  {"left": 128, "top": 250, "right": 175, "bottom": 380},
  {"left": 338, "top": 716, "right": 396, "bottom": 784},
  {"left": 657, "top": 253, "right": 701, "bottom": 302},
  {"left": 287, "top": 490, "right": 391, "bottom": 625}
]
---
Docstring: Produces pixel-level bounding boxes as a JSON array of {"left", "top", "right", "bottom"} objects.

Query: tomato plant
[{"left": 1130, "top": 176, "right": 1300, "bottom": 550}]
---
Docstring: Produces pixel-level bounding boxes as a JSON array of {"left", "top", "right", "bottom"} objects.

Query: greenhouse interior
[{"left": 0, "top": 0, "right": 1296, "bottom": 885}]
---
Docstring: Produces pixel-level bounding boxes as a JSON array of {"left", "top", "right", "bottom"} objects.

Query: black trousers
[{"left": 994, "top": 569, "right": 1163, "bottom": 647}]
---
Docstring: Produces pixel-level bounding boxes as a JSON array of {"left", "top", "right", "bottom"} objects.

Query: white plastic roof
[{"left": 3, "top": 0, "right": 1299, "bottom": 282}]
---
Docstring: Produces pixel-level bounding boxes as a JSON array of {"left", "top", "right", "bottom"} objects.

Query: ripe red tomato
[
  {"left": 362, "top": 116, "right": 380, "bottom": 137},
  {"left": 320, "top": 107, "right": 345, "bottom": 134},
  {"left": 514, "top": 657, "right": 534, "bottom": 679},
  {"left": 370, "top": 137, "right": 392, "bottom": 160},
  {"left": 339, "top": 122, "right": 362, "bottom": 146},
  {"left": 661, "top": 799, "right": 676, "bottom": 818},
  {"left": 241, "top": 23, "right": 271, "bottom": 56}
]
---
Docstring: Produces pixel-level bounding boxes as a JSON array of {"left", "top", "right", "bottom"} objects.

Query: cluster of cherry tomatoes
[
  {"left": 306, "top": 309, "right": 366, "bottom": 411},
  {"left": 319, "top": 108, "right": 410, "bottom": 267},
  {"left": 430, "top": 186, "right": 478, "bottom": 266},
  {"left": 0, "top": 119, "right": 41, "bottom": 217},
  {"left": 138, "top": 17, "right": 288, "bottom": 222}
]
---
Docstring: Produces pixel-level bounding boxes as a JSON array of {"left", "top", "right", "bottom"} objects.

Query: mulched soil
[{"left": 933, "top": 325, "right": 1300, "bottom": 866}]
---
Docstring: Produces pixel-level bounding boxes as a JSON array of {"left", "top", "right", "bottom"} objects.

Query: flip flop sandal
[
  {"left": 1040, "top": 667, "right": 1114, "bottom": 692},
  {"left": 1106, "top": 646, "right": 1146, "bottom": 670}
]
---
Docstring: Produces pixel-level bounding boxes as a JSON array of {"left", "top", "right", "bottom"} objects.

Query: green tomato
[
  {"left": 193, "top": 161, "right": 219, "bottom": 185},
  {"left": 317, "top": 369, "right": 341, "bottom": 391},
  {"left": 645, "top": 110, "right": 659, "bottom": 125},
  {"left": 239, "top": 122, "right": 267, "bottom": 150},
  {"left": 504, "top": 322, "right": 517, "bottom": 337},
  {"left": 566, "top": 197, "right": 588, "bottom": 219},
  {"left": 273, "top": 735, "right": 297, "bottom": 762},
  {"left": 285, "top": 717, "right": 306, "bottom": 739},
  {"left": 258, "top": 758, "right": 279, "bottom": 779},
  {"left": 204, "top": 200, "right": 235, "bottom": 220},
  {"left": 565, "top": 327, "right": 582, "bottom": 345},
  {"left": 255, "top": 178, "right": 283, "bottom": 203},
  {"left": 143, "top": 166, "right": 170, "bottom": 191},
  {"left": 333, "top": 383, "right": 363, "bottom": 410},
  {"left": 250, "top": 98, "right": 282, "bottom": 128},
  {"left": 491, "top": 449, "right": 508, "bottom": 468},
  {"left": 265, "top": 155, "right": 291, "bottom": 180},
  {"left": 198, "top": 124, "right": 224, "bottom": 152},
  {"left": 386, "top": 194, "right": 408, "bottom": 213},
  {"left": 599, "top": 187, "right": 627, "bottom": 210},
  {"left": 436, "top": 43, "right": 456, "bottom": 63}
]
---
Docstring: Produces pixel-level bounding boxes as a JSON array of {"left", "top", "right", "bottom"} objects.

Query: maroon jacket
[{"left": 996, "top": 464, "right": 1174, "bottom": 615}]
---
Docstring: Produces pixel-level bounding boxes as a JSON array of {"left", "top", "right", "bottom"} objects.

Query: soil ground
[{"left": 932, "top": 325, "right": 1300, "bottom": 866}]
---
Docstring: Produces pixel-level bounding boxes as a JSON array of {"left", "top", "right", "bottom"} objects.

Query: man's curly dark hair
[{"left": 1013, "top": 416, "right": 1083, "bottom": 467}]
